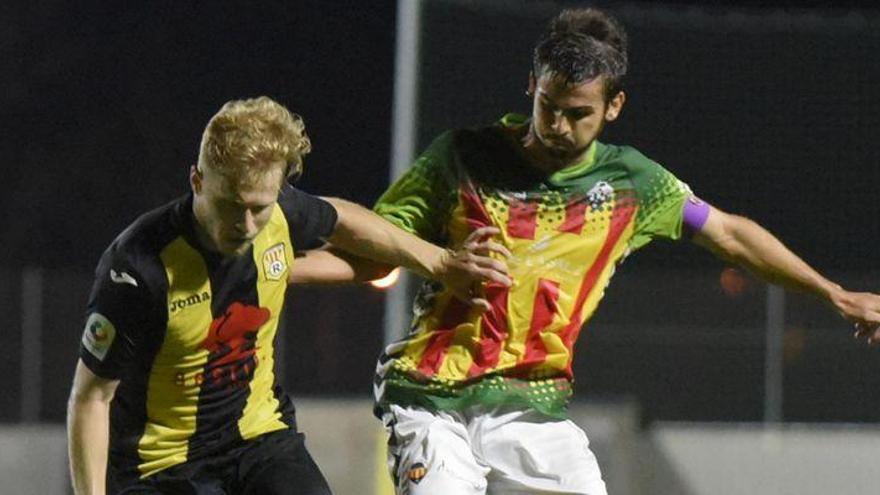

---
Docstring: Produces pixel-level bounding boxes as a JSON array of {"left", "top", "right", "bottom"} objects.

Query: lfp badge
[{"left": 262, "top": 243, "right": 287, "bottom": 281}]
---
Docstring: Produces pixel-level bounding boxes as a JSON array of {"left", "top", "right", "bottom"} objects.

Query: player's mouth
[{"left": 542, "top": 135, "right": 573, "bottom": 149}]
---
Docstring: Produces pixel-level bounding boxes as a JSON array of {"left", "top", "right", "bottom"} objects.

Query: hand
[
  {"left": 830, "top": 288, "right": 880, "bottom": 346},
  {"left": 437, "top": 226, "right": 512, "bottom": 312}
]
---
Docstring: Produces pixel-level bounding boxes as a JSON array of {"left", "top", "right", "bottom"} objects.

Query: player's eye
[
  {"left": 539, "top": 98, "right": 556, "bottom": 112},
  {"left": 567, "top": 108, "right": 593, "bottom": 120},
  {"left": 251, "top": 204, "right": 272, "bottom": 216}
]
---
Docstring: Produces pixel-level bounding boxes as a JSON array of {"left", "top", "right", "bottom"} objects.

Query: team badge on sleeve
[
  {"left": 82, "top": 312, "right": 116, "bottom": 361},
  {"left": 262, "top": 243, "right": 288, "bottom": 281}
]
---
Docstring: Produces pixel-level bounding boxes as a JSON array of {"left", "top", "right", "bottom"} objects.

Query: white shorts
[{"left": 385, "top": 404, "right": 608, "bottom": 495}]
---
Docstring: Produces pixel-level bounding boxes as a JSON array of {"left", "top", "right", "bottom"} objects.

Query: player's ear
[
  {"left": 605, "top": 90, "right": 626, "bottom": 122},
  {"left": 190, "top": 164, "right": 203, "bottom": 194}
]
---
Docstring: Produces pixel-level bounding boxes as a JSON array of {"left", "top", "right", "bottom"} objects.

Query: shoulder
[
  {"left": 275, "top": 185, "right": 338, "bottom": 250},
  {"left": 96, "top": 195, "right": 186, "bottom": 294},
  {"left": 276, "top": 184, "right": 334, "bottom": 218},
  {"left": 455, "top": 119, "right": 540, "bottom": 188},
  {"left": 452, "top": 115, "right": 521, "bottom": 155},
  {"left": 596, "top": 142, "right": 662, "bottom": 172}
]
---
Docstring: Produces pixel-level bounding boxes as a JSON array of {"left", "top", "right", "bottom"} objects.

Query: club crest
[{"left": 262, "top": 243, "right": 287, "bottom": 281}]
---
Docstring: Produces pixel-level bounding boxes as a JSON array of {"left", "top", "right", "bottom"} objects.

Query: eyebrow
[{"left": 537, "top": 91, "right": 595, "bottom": 110}]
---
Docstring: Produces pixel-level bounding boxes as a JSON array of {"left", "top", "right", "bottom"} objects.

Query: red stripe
[
  {"left": 507, "top": 198, "right": 538, "bottom": 239},
  {"left": 522, "top": 279, "right": 561, "bottom": 366},
  {"left": 558, "top": 199, "right": 587, "bottom": 234},
  {"left": 428, "top": 181, "right": 501, "bottom": 379},
  {"left": 416, "top": 298, "right": 471, "bottom": 377},
  {"left": 558, "top": 198, "right": 637, "bottom": 377},
  {"left": 460, "top": 182, "right": 492, "bottom": 230},
  {"left": 467, "top": 281, "right": 511, "bottom": 377}
]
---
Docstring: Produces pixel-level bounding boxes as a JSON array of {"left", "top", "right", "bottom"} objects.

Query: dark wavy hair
[{"left": 532, "top": 8, "right": 628, "bottom": 101}]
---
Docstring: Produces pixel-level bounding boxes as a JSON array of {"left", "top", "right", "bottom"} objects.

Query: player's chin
[{"left": 541, "top": 138, "right": 576, "bottom": 156}]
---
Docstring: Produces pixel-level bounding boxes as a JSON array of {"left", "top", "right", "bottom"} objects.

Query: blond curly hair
[{"left": 198, "top": 96, "right": 311, "bottom": 186}]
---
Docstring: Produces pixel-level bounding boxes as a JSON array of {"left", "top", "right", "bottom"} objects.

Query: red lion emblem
[{"left": 201, "top": 302, "right": 270, "bottom": 388}]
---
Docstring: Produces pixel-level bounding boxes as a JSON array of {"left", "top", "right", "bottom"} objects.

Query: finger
[
  {"left": 455, "top": 251, "right": 509, "bottom": 275},
  {"left": 855, "top": 324, "right": 880, "bottom": 345},
  {"left": 448, "top": 289, "right": 491, "bottom": 313},
  {"left": 470, "top": 257, "right": 511, "bottom": 277},
  {"left": 472, "top": 240, "right": 512, "bottom": 258},
  {"left": 467, "top": 297, "right": 492, "bottom": 313},
  {"left": 466, "top": 226, "right": 502, "bottom": 244},
  {"left": 856, "top": 320, "right": 880, "bottom": 338},
  {"left": 470, "top": 265, "right": 512, "bottom": 286}
]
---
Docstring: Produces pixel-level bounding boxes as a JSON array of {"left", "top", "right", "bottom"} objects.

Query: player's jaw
[
  {"left": 525, "top": 72, "right": 625, "bottom": 171},
  {"left": 537, "top": 130, "right": 584, "bottom": 158},
  {"left": 192, "top": 165, "right": 283, "bottom": 257}
]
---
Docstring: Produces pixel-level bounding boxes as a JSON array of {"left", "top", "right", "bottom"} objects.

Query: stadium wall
[{"left": 5, "top": 401, "right": 877, "bottom": 494}]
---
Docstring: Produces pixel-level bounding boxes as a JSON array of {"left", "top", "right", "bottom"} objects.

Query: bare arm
[
  {"left": 314, "top": 197, "right": 511, "bottom": 308},
  {"left": 67, "top": 359, "right": 119, "bottom": 495},
  {"left": 693, "top": 205, "right": 880, "bottom": 344},
  {"left": 289, "top": 248, "right": 393, "bottom": 285}
]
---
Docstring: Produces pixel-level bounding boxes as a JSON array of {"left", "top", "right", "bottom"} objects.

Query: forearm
[
  {"left": 290, "top": 248, "right": 394, "bottom": 285},
  {"left": 67, "top": 397, "right": 110, "bottom": 495},
  {"left": 324, "top": 197, "right": 445, "bottom": 280},
  {"left": 700, "top": 214, "right": 838, "bottom": 300},
  {"left": 697, "top": 211, "right": 880, "bottom": 340}
]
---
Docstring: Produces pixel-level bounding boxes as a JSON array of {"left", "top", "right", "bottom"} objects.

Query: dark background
[{"left": 2, "top": 1, "right": 878, "bottom": 424}]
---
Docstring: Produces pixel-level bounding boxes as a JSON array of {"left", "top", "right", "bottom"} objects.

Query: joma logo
[{"left": 169, "top": 291, "right": 211, "bottom": 313}]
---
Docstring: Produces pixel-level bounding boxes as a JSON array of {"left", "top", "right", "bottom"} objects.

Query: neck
[{"left": 190, "top": 197, "right": 221, "bottom": 254}]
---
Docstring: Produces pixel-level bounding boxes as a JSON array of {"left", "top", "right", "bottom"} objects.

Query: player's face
[
  {"left": 527, "top": 72, "right": 625, "bottom": 168},
  {"left": 191, "top": 164, "right": 284, "bottom": 256}
]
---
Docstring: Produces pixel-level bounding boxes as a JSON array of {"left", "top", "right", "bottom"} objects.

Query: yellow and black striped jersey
[{"left": 79, "top": 185, "right": 337, "bottom": 479}]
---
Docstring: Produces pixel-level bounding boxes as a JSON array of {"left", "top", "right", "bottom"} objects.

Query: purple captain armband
[{"left": 682, "top": 196, "right": 711, "bottom": 232}]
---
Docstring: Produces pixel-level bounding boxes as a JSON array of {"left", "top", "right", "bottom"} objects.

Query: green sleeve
[
  {"left": 619, "top": 146, "right": 691, "bottom": 251},
  {"left": 373, "top": 131, "right": 458, "bottom": 242}
]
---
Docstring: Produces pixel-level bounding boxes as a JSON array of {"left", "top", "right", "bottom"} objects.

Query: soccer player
[
  {"left": 66, "top": 96, "right": 511, "bottom": 495},
  {"left": 360, "top": 8, "right": 880, "bottom": 495}
]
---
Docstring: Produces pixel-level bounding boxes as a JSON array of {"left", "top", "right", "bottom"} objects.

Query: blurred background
[{"left": 2, "top": 0, "right": 879, "bottom": 493}]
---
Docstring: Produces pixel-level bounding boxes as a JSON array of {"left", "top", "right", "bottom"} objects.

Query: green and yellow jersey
[
  {"left": 374, "top": 114, "right": 691, "bottom": 418},
  {"left": 79, "top": 186, "right": 337, "bottom": 479}
]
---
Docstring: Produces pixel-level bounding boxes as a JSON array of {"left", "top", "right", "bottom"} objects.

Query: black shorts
[{"left": 112, "top": 428, "right": 332, "bottom": 495}]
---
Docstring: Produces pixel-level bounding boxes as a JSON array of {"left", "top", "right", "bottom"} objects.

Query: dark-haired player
[
  {"left": 361, "top": 8, "right": 880, "bottom": 494},
  {"left": 66, "top": 96, "right": 510, "bottom": 495}
]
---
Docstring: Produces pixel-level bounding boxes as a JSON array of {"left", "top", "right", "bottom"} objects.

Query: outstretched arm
[
  {"left": 68, "top": 360, "right": 119, "bottom": 495},
  {"left": 289, "top": 248, "right": 393, "bottom": 285},
  {"left": 692, "top": 205, "right": 880, "bottom": 344},
  {"left": 294, "top": 197, "right": 511, "bottom": 310}
]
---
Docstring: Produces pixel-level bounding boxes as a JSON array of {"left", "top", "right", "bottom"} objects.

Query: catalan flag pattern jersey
[
  {"left": 374, "top": 114, "right": 691, "bottom": 418},
  {"left": 79, "top": 186, "right": 337, "bottom": 479}
]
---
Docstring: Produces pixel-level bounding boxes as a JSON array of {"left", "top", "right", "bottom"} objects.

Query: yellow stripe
[
  {"left": 430, "top": 201, "right": 478, "bottom": 380},
  {"left": 575, "top": 215, "right": 636, "bottom": 328},
  {"left": 397, "top": 292, "right": 470, "bottom": 377},
  {"left": 436, "top": 317, "right": 479, "bottom": 379},
  {"left": 496, "top": 199, "right": 614, "bottom": 371},
  {"left": 400, "top": 191, "right": 639, "bottom": 380},
  {"left": 238, "top": 204, "right": 291, "bottom": 439},
  {"left": 138, "top": 237, "right": 213, "bottom": 477}
]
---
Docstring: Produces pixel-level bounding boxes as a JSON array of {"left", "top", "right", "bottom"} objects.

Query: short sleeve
[
  {"left": 79, "top": 249, "right": 153, "bottom": 379},
  {"left": 621, "top": 146, "right": 692, "bottom": 251},
  {"left": 277, "top": 185, "right": 339, "bottom": 251},
  {"left": 373, "top": 131, "right": 457, "bottom": 242}
]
